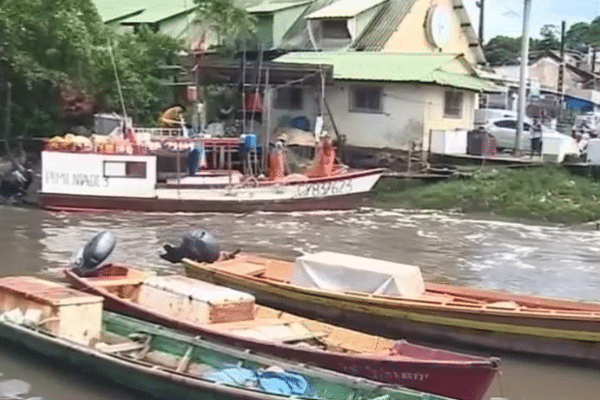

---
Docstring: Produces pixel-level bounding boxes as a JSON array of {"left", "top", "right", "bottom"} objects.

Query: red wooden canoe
[{"left": 65, "top": 265, "right": 499, "bottom": 400}]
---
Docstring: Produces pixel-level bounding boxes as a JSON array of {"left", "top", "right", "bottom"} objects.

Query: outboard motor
[
  {"left": 71, "top": 230, "right": 117, "bottom": 275},
  {"left": 0, "top": 163, "right": 32, "bottom": 201},
  {"left": 160, "top": 230, "right": 220, "bottom": 264}
]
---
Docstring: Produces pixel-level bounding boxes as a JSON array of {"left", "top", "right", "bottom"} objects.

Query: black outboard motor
[
  {"left": 71, "top": 230, "right": 117, "bottom": 275},
  {"left": 0, "top": 162, "right": 32, "bottom": 201},
  {"left": 160, "top": 230, "right": 220, "bottom": 264}
]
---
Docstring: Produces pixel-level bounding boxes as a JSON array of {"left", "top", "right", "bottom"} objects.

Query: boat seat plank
[
  {"left": 209, "top": 260, "right": 266, "bottom": 277},
  {"left": 84, "top": 277, "right": 144, "bottom": 287},
  {"left": 95, "top": 341, "right": 146, "bottom": 354}
]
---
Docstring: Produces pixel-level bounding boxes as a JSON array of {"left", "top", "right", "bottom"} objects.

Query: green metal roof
[
  {"left": 92, "top": 0, "right": 193, "bottom": 23},
  {"left": 274, "top": 52, "right": 495, "bottom": 91},
  {"left": 247, "top": 0, "right": 312, "bottom": 13},
  {"left": 305, "top": 0, "right": 386, "bottom": 19},
  {"left": 353, "top": 0, "right": 416, "bottom": 51},
  {"left": 120, "top": 5, "right": 197, "bottom": 24}
]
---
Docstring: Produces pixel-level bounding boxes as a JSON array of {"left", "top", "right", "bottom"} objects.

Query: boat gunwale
[
  {"left": 187, "top": 258, "right": 600, "bottom": 323},
  {"left": 0, "top": 313, "right": 447, "bottom": 400},
  {"left": 64, "top": 267, "right": 497, "bottom": 369}
]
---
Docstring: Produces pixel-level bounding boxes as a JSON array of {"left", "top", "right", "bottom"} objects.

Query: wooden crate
[
  {"left": 138, "top": 275, "right": 255, "bottom": 324},
  {"left": 0, "top": 276, "right": 103, "bottom": 345}
]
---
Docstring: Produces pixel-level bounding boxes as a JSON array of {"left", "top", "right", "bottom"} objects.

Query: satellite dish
[{"left": 426, "top": 5, "right": 453, "bottom": 49}]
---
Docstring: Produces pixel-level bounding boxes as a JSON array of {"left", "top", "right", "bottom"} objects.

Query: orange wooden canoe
[{"left": 181, "top": 252, "right": 600, "bottom": 364}]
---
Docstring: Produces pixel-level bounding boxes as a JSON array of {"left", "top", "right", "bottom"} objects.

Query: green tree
[
  {"left": 484, "top": 35, "right": 522, "bottom": 65},
  {"left": 566, "top": 22, "right": 591, "bottom": 53},
  {"left": 535, "top": 24, "right": 560, "bottom": 51},
  {"left": 0, "top": 0, "right": 184, "bottom": 137},
  {"left": 590, "top": 16, "right": 600, "bottom": 48},
  {"left": 194, "top": 0, "right": 256, "bottom": 54}
]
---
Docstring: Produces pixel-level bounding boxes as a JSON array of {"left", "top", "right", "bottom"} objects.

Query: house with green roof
[
  {"left": 94, "top": 0, "right": 498, "bottom": 154},
  {"left": 267, "top": 51, "right": 494, "bottom": 152}
]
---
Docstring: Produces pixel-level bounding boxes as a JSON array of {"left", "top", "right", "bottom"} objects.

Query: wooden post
[
  {"left": 228, "top": 144, "right": 232, "bottom": 186},
  {"left": 3, "top": 82, "right": 11, "bottom": 155},
  {"left": 219, "top": 146, "right": 225, "bottom": 169},
  {"left": 263, "top": 68, "right": 271, "bottom": 173},
  {"left": 175, "top": 143, "right": 181, "bottom": 197}
]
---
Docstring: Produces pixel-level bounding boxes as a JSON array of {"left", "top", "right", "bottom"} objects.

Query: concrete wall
[
  {"left": 382, "top": 0, "right": 478, "bottom": 65},
  {"left": 265, "top": 82, "right": 474, "bottom": 151},
  {"left": 420, "top": 85, "right": 476, "bottom": 151}
]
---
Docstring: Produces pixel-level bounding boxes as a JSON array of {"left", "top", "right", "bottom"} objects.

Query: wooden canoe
[
  {"left": 181, "top": 253, "right": 600, "bottom": 364},
  {"left": 64, "top": 265, "right": 499, "bottom": 400},
  {"left": 0, "top": 308, "right": 459, "bottom": 400}
]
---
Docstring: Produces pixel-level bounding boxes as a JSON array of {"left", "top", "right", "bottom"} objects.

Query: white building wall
[
  {"left": 263, "top": 82, "right": 475, "bottom": 151},
  {"left": 420, "top": 85, "right": 476, "bottom": 151},
  {"left": 268, "top": 86, "right": 320, "bottom": 133}
]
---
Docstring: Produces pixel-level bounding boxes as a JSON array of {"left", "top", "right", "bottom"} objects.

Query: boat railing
[{"left": 134, "top": 127, "right": 184, "bottom": 138}]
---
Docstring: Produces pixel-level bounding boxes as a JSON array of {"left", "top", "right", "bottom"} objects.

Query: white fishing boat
[{"left": 38, "top": 130, "right": 384, "bottom": 213}]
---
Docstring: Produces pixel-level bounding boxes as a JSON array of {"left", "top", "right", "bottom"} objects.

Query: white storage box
[
  {"left": 430, "top": 129, "right": 468, "bottom": 155},
  {"left": 138, "top": 276, "right": 255, "bottom": 324},
  {"left": 0, "top": 277, "right": 103, "bottom": 345},
  {"left": 291, "top": 252, "right": 425, "bottom": 297},
  {"left": 587, "top": 138, "right": 600, "bottom": 165},
  {"left": 542, "top": 135, "right": 578, "bottom": 163}
]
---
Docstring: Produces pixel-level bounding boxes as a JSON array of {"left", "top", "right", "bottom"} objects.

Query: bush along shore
[{"left": 372, "top": 166, "right": 600, "bottom": 224}]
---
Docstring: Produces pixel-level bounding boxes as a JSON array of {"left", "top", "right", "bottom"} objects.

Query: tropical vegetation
[
  {"left": 0, "top": 0, "right": 253, "bottom": 139},
  {"left": 484, "top": 17, "right": 600, "bottom": 65},
  {"left": 373, "top": 166, "right": 600, "bottom": 224}
]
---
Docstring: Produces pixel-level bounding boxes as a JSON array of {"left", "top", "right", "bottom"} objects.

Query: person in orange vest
[
  {"left": 304, "top": 131, "right": 337, "bottom": 178},
  {"left": 267, "top": 137, "right": 287, "bottom": 180}
]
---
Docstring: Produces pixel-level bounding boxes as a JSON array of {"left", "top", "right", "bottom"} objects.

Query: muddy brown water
[{"left": 1, "top": 205, "right": 600, "bottom": 400}]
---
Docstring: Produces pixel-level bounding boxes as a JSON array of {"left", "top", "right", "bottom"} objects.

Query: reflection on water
[
  {"left": 0, "top": 345, "right": 138, "bottom": 400},
  {"left": 1, "top": 205, "right": 600, "bottom": 399}
]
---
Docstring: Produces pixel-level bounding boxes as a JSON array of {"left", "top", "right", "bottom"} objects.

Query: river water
[{"left": 1, "top": 205, "right": 600, "bottom": 400}]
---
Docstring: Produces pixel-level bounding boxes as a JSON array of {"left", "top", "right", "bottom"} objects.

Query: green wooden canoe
[{"left": 0, "top": 310, "right": 453, "bottom": 400}]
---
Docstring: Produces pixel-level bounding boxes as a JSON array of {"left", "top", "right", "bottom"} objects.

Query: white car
[{"left": 484, "top": 118, "right": 577, "bottom": 154}]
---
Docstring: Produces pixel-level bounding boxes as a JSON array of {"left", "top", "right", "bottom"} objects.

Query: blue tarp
[
  {"left": 203, "top": 367, "right": 309, "bottom": 396},
  {"left": 565, "top": 96, "right": 594, "bottom": 112}
]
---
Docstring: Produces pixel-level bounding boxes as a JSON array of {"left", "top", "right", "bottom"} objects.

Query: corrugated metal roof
[
  {"left": 278, "top": 0, "right": 340, "bottom": 49},
  {"left": 120, "top": 5, "right": 196, "bottom": 24},
  {"left": 305, "top": 0, "right": 386, "bottom": 19},
  {"left": 93, "top": 0, "right": 188, "bottom": 22},
  {"left": 352, "top": 0, "right": 417, "bottom": 51},
  {"left": 247, "top": 0, "right": 312, "bottom": 13},
  {"left": 274, "top": 52, "right": 495, "bottom": 91}
]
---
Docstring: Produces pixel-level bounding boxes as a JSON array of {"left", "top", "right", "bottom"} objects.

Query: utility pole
[
  {"left": 558, "top": 20, "right": 566, "bottom": 104},
  {"left": 515, "top": 0, "right": 532, "bottom": 154},
  {"left": 477, "top": 0, "right": 485, "bottom": 45}
]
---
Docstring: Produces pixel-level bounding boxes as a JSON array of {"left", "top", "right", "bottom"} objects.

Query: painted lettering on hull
[
  {"left": 295, "top": 179, "right": 353, "bottom": 198},
  {"left": 45, "top": 171, "right": 108, "bottom": 188}
]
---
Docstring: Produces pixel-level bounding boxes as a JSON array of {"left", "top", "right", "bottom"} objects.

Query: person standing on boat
[{"left": 305, "top": 131, "right": 337, "bottom": 178}]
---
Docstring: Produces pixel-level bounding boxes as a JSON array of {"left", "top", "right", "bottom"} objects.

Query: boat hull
[
  {"left": 39, "top": 191, "right": 367, "bottom": 213},
  {"left": 39, "top": 149, "right": 384, "bottom": 213},
  {"left": 183, "top": 260, "right": 600, "bottom": 364},
  {"left": 0, "top": 317, "right": 286, "bottom": 400},
  {"left": 65, "top": 268, "right": 498, "bottom": 400}
]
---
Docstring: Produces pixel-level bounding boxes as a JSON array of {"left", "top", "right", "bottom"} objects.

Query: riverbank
[{"left": 372, "top": 165, "right": 600, "bottom": 224}]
